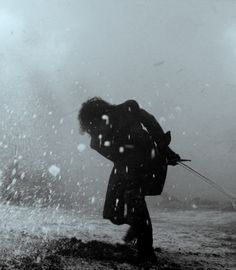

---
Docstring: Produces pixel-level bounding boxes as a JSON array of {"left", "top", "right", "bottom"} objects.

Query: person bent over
[{"left": 78, "top": 97, "right": 180, "bottom": 263}]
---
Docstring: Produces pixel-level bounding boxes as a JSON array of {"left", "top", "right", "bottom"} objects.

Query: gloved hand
[{"left": 166, "top": 148, "right": 181, "bottom": 166}]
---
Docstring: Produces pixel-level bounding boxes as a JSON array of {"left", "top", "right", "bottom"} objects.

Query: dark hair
[{"left": 78, "top": 97, "right": 112, "bottom": 134}]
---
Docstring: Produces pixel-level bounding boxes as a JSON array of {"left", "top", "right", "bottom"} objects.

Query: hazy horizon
[{"left": 0, "top": 0, "right": 236, "bottom": 204}]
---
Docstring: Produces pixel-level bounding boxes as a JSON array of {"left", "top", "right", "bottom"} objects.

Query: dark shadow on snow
[
  {"left": 48, "top": 237, "right": 138, "bottom": 264},
  {"left": 0, "top": 237, "right": 220, "bottom": 270}
]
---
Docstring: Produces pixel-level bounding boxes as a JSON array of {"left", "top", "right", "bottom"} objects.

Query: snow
[
  {"left": 20, "top": 172, "right": 25, "bottom": 180},
  {"left": 0, "top": 205, "right": 235, "bottom": 269},
  {"left": 77, "top": 144, "right": 86, "bottom": 152},
  {"left": 101, "top": 114, "right": 109, "bottom": 125},
  {"left": 48, "top": 165, "right": 61, "bottom": 177},
  {"left": 115, "top": 198, "right": 119, "bottom": 206},
  {"left": 11, "top": 178, "right": 17, "bottom": 186},
  {"left": 151, "top": 148, "right": 156, "bottom": 159},
  {"left": 98, "top": 134, "right": 102, "bottom": 147},
  {"left": 91, "top": 196, "right": 95, "bottom": 204},
  {"left": 104, "top": 141, "right": 111, "bottom": 147},
  {"left": 0, "top": 171, "right": 2, "bottom": 187},
  {"left": 119, "top": 146, "right": 125, "bottom": 153},
  {"left": 11, "top": 168, "right": 16, "bottom": 176}
]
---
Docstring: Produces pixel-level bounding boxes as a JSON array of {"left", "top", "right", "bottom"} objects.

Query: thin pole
[{"left": 178, "top": 161, "right": 236, "bottom": 201}]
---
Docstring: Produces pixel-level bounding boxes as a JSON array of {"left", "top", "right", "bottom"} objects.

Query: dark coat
[{"left": 90, "top": 100, "right": 169, "bottom": 224}]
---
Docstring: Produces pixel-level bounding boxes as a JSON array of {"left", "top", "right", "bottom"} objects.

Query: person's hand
[{"left": 166, "top": 150, "right": 181, "bottom": 166}]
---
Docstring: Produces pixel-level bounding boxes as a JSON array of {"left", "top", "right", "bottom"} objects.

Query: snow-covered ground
[{"left": 0, "top": 203, "right": 235, "bottom": 269}]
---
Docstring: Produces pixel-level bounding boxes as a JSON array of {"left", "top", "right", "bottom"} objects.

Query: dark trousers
[{"left": 124, "top": 189, "right": 153, "bottom": 253}]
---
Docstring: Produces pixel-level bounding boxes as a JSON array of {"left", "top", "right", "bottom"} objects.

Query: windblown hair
[{"left": 78, "top": 97, "right": 112, "bottom": 134}]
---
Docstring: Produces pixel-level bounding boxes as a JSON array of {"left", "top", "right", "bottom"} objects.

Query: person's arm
[
  {"left": 139, "top": 108, "right": 165, "bottom": 143},
  {"left": 137, "top": 104, "right": 180, "bottom": 165},
  {"left": 124, "top": 99, "right": 166, "bottom": 143}
]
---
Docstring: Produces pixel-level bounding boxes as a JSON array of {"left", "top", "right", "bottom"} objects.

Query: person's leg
[
  {"left": 123, "top": 225, "right": 137, "bottom": 243},
  {"left": 124, "top": 189, "right": 156, "bottom": 262},
  {"left": 134, "top": 200, "right": 156, "bottom": 262}
]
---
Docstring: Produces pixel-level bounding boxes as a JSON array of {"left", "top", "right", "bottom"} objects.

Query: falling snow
[
  {"left": 119, "top": 146, "right": 125, "bottom": 153},
  {"left": 91, "top": 196, "right": 95, "bottom": 204},
  {"left": 77, "top": 144, "right": 86, "bottom": 152},
  {"left": 101, "top": 114, "right": 109, "bottom": 125},
  {"left": 104, "top": 141, "right": 111, "bottom": 147},
  {"left": 48, "top": 165, "right": 61, "bottom": 177}
]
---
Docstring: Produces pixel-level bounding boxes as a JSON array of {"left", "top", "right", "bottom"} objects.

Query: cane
[{"left": 176, "top": 160, "right": 236, "bottom": 207}]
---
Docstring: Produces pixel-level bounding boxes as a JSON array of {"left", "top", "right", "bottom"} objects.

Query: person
[{"left": 78, "top": 97, "right": 180, "bottom": 263}]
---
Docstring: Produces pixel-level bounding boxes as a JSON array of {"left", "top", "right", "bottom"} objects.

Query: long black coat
[{"left": 90, "top": 100, "right": 169, "bottom": 224}]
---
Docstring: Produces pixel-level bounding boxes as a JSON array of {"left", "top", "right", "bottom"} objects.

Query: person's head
[{"left": 78, "top": 97, "right": 113, "bottom": 136}]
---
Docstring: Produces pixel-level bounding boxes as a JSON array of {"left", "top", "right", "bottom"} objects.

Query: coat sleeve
[
  {"left": 120, "top": 99, "right": 166, "bottom": 147},
  {"left": 136, "top": 102, "right": 180, "bottom": 164},
  {"left": 128, "top": 99, "right": 166, "bottom": 145},
  {"left": 139, "top": 108, "right": 165, "bottom": 143}
]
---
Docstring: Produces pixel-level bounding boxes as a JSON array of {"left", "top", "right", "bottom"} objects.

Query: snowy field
[{"left": 0, "top": 203, "right": 235, "bottom": 269}]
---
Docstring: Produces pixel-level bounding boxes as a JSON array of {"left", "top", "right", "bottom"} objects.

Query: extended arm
[
  {"left": 139, "top": 108, "right": 165, "bottom": 143},
  {"left": 138, "top": 106, "right": 180, "bottom": 165}
]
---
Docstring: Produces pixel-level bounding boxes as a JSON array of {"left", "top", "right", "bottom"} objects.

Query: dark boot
[
  {"left": 123, "top": 226, "right": 137, "bottom": 243},
  {"left": 138, "top": 247, "right": 157, "bottom": 264}
]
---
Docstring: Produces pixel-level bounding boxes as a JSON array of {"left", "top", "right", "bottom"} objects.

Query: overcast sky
[{"left": 0, "top": 0, "right": 236, "bottom": 201}]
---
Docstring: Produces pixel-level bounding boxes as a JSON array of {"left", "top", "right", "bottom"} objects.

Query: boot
[
  {"left": 137, "top": 247, "right": 157, "bottom": 264},
  {"left": 123, "top": 226, "right": 137, "bottom": 243}
]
